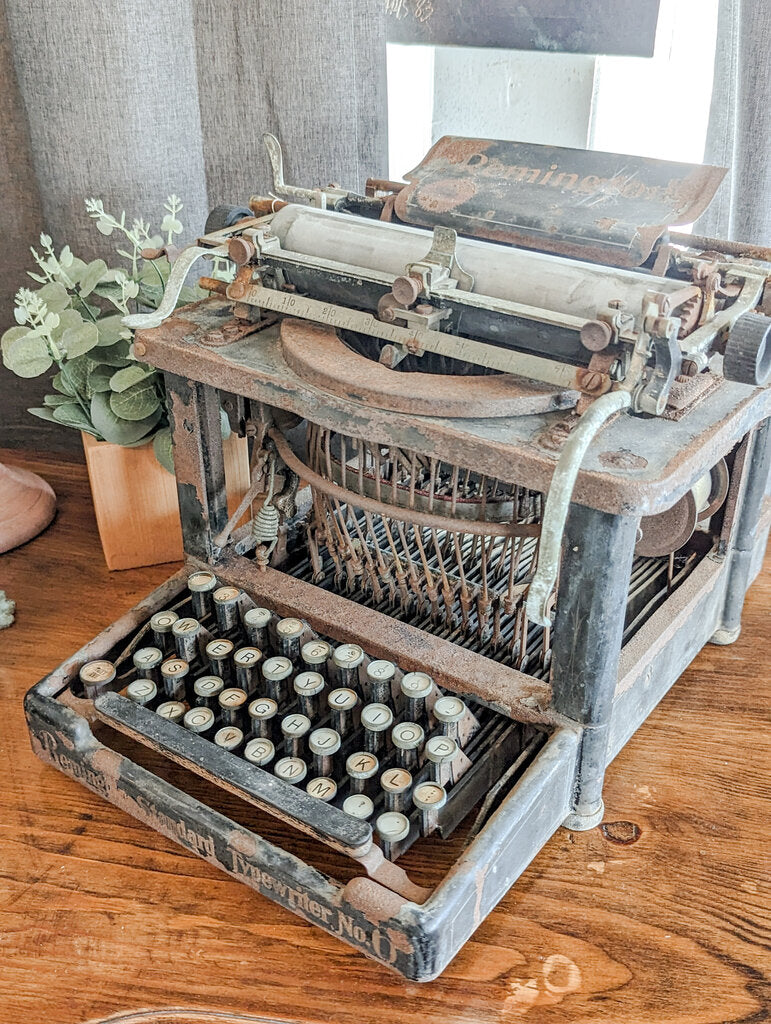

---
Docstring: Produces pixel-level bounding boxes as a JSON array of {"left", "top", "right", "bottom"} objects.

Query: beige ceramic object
[{"left": 0, "top": 463, "right": 57, "bottom": 553}]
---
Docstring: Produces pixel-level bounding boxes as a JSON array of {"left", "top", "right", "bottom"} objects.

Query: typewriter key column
[
  {"left": 244, "top": 607, "right": 272, "bottom": 650},
  {"left": 392, "top": 721, "right": 424, "bottom": 771},
  {"left": 187, "top": 569, "right": 217, "bottom": 619},
  {"left": 346, "top": 752, "right": 379, "bottom": 794},
  {"left": 364, "top": 660, "right": 396, "bottom": 705},
  {"left": 550, "top": 504, "right": 638, "bottom": 829},
  {"left": 432, "top": 695, "right": 466, "bottom": 742},
  {"left": 301, "top": 640, "right": 332, "bottom": 681},
  {"left": 327, "top": 688, "right": 359, "bottom": 737},
  {"left": 79, "top": 661, "right": 116, "bottom": 700},
  {"left": 309, "top": 727, "right": 341, "bottom": 777},
  {"left": 276, "top": 617, "right": 305, "bottom": 661},
  {"left": 213, "top": 587, "right": 242, "bottom": 633},
  {"left": 248, "top": 697, "right": 278, "bottom": 739},
  {"left": 156, "top": 700, "right": 186, "bottom": 724},
  {"left": 343, "top": 794, "right": 375, "bottom": 820},
  {"left": 376, "top": 811, "right": 411, "bottom": 861},
  {"left": 132, "top": 647, "right": 163, "bottom": 683},
  {"left": 172, "top": 618, "right": 202, "bottom": 663},
  {"left": 400, "top": 672, "right": 433, "bottom": 724},
  {"left": 274, "top": 757, "right": 308, "bottom": 786},
  {"left": 332, "top": 644, "right": 364, "bottom": 691},
  {"left": 125, "top": 678, "right": 157, "bottom": 707},
  {"left": 294, "top": 672, "right": 325, "bottom": 719},
  {"left": 381, "top": 767, "right": 412, "bottom": 813},
  {"left": 219, "top": 687, "right": 248, "bottom": 728},
  {"left": 206, "top": 638, "right": 235, "bottom": 683},
  {"left": 150, "top": 611, "right": 178, "bottom": 654},
  {"left": 183, "top": 706, "right": 215, "bottom": 737},
  {"left": 244, "top": 737, "right": 275, "bottom": 768},
  {"left": 233, "top": 647, "right": 262, "bottom": 694},
  {"left": 413, "top": 781, "right": 447, "bottom": 836},
  {"left": 193, "top": 675, "right": 224, "bottom": 708},
  {"left": 280, "top": 713, "right": 312, "bottom": 758},
  {"left": 214, "top": 726, "right": 244, "bottom": 753},
  {"left": 361, "top": 703, "right": 393, "bottom": 755},
  {"left": 160, "top": 659, "right": 189, "bottom": 702},
  {"left": 306, "top": 777, "right": 338, "bottom": 802},
  {"left": 262, "top": 657, "right": 294, "bottom": 706}
]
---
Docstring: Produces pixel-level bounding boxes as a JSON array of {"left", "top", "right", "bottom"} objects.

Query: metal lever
[
  {"left": 122, "top": 244, "right": 227, "bottom": 331},
  {"left": 526, "top": 390, "right": 632, "bottom": 626}
]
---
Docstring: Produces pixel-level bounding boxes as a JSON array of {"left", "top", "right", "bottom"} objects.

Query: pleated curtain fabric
[
  {"left": 697, "top": 0, "right": 771, "bottom": 244},
  {"left": 0, "top": 0, "right": 387, "bottom": 451}
]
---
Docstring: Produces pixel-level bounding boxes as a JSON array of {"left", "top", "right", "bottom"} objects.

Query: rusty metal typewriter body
[{"left": 26, "top": 137, "right": 771, "bottom": 980}]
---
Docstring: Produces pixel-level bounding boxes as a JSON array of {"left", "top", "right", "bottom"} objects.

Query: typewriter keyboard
[{"left": 82, "top": 570, "right": 539, "bottom": 861}]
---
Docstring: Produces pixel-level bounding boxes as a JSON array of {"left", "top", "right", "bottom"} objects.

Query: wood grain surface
[{"left": 0, "top": 448, "right": 768, "bottom": 1024}]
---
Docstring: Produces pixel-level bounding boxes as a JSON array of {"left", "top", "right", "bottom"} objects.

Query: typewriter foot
[
  {"left": 709, "top": 625, "right": 742, "bottom": 646},
  {"left": 562, "top": 800, "right": 605, "bottom": 832}
]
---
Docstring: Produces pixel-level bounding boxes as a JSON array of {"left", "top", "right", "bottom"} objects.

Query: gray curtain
[
  {"left": 697, "top": 0, "right": 771, "bottom": 244},
  {"left": 0, "top": 0, "right": 387, "bottom": 452}
]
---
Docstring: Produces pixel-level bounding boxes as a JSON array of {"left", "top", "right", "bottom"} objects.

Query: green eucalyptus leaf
[
  {"left": 79, "top": 259, "right": 108, "bottom": 297},
  {"left": 53, "top": 371, "right": 76, "bottom": 396},
  {"left": 85, "top": 363, "right": 114, "bottom": 394},
  {"left": 152, "top": 427, "right": 175, "bottom": 474},
  {"left": 96, "top": 314, "right": 129, "bottom": 347},
  {"left": 1, "top": 325, "right": 29, "bottom": 358},
  {"left": 109, "top": 379, "right": 160, "bottom": 421},
  {"left": 52, "top": 402, "right": 95, "bottom": 432},
  {"left": 109, "top": 364, "right": 156, "bottom": 393},
  {"left": 2, "top": 334, "right": 53, "bottom": 377},
  {"left": 96, "top": 340, "right": 132, "bottom": 366},
  {"left": 28, "top": 406, "right": 57, "bottom": 423},
  {"left": 61, "top": 320, "right": 99, "bottom": 358},
  {"left": 67, "top": 256, "right": 89, "bottom": 282},
  {"left": 38, "top": 281, "right": 71, "bottom": 314},
  {"left": 90, "top": 391, "right": 162, "bottom": 446},
  {"left": 137, "top": 283, "right": 163, "bottom": 309},
  {"left": 43, "top": 393, "right": 74, "bottom": 407},
  {"left": 51, "top": 307, "right": 84, "bottom": 342},
  {"left": 58, "top": 356, "right": 90, "bottom": 398}
]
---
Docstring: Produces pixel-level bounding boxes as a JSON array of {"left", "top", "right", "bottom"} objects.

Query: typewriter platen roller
[{"left": 26, "top": 136, "right": 771, "bottom": 981}]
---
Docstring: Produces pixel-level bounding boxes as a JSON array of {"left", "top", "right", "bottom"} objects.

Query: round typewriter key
[
  {"left": 433, "top": 695, "right": 466, "bottom": 740},
  {"left": 187, "top": 569, "right": 218, "bottom": 619},
  {"left": 160, "top": 658, "right": 189, "bottom": 701},
  {"left": 280, "top": 713, "right": 312, "bottom": 758},
  {"left": 400, "top": 671, "right": 433, "bottom": 722},
  {"left": 79, "top": 660, "right": 116, "bottom": 700},
  {"left": 332, "top": 643, "right": 364, "bottom": 689},
  {"left": 150, "top": 610, "right": 179, "bottom": 653},
  {"left": 425, "top": 735, "right": 459, "bottom": 781},
  {"left": 193, "top": 674, "right": 224, "bottom": 708},
  {"left": 274, "top": 756, "right": 308, "bottom": 785},
  {"left": 380, "top": 767, "right": 413, "bottom": 813},
  {"left": 413, "top": 781, "right": 447, "bottom": 835},
  {"left": 218, "top": 686, "right": 248, "bottom": 727},
  {"left": 344, "top": 749, "right": 376, "bottom": 794},
  {"left": 306, "top": 776, "right": 338, "bottom": 802},
  {"left": 365, "top": 659, "right": 396, "bottom": 705},
  {"left": 214, "top": 725, "right": 244, "bottom": 753},
  {"left": 213, "top": 586, "right": 242, "bottom": 633},
  {"left": 125, "top": 678, "right": 157, "bottom": 707},
  {"left": 391, "top": 720, "right": 425, "bottom": 771},
  {"left": 294, "top": 671, "right": 325, "bottom": 720},
  {"left": 376, "top": 811, "right": 411, "bottom": 845},
  {"left": 172, "top": 617, "right": 202, "bottom": 663},
  {"left": 309, "top": 727, "right": 341, "bottom": 778},
  {"left": 132, "top": 646, "right": 163, "bottom": 682},
  {"left": 301, "top": 640, "right": 332, "bottom": 679},
  {"left": 244, "top": 737, "right": 275, "bottom": 767},
  {"left": 243, "top": 606, "right": 272, "bottom": 649},
  {"left": 343, "top": 793, "right": 374, "bottom": 820},
  {"left": 276, "top": 617, "right": 305, "bottom": 660},
  {"left": 361, "top": 703, "right": 394, "bottom": 755},
  {"left": 262, "top": 656, "right": 293, "bottom": 705},
  {"left": 233, "top": 646, "right": 262, "bottom": 694},
  {"left": 205, "top": 638, "right": 235, "bottom": 682},
  {"left": 248, "top": 696, "right": 278, "bottom": 738},
  {"left": 327, "top": 687, "right": 359, "bottom": 737},
  {"left": 183, "top": 706, "right": 215, "bottom": 736},
  {"left": 156, "top": 700, "right": 186, "bottom": 724},
  {"left": 345, "top": 751, "right": 379, "bottom": 794}
]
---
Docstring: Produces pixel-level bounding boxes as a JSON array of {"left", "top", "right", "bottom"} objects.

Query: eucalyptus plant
[{"left": 0, "top": 195, "right": 217, "bottom": 471}]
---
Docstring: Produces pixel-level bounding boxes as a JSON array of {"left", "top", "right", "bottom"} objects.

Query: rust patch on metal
[
  {"left": 416, "top": 176, "right": 478, "bottom": 214},
  {"left": 599, "top": 449, "right": 648, "bottom": 470},
  {"left": 601, "top": 821, "right": 642, "bottom": 845}
]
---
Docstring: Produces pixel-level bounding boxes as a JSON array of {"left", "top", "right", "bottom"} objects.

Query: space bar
[{"left": 94, "top": 692, "right": 373, "bottom": 857}]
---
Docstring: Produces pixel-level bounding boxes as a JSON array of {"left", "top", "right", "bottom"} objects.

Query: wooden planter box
[{"left": 81, "top": 431, "right": 250, "bottom": 570}]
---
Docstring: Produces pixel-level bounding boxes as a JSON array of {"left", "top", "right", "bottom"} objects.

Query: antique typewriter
[{"left": 26, "top": 137, "right": 771, "bottom": 980}]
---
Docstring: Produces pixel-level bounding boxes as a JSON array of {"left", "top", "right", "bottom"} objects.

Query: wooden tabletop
[{"left": 1, "top": 448, "right": 768, "bottom": 1024}]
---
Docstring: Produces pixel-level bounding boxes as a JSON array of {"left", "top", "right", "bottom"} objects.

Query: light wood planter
[{"left": 81, "top": 431, "right": 250, "bottom": 570}]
